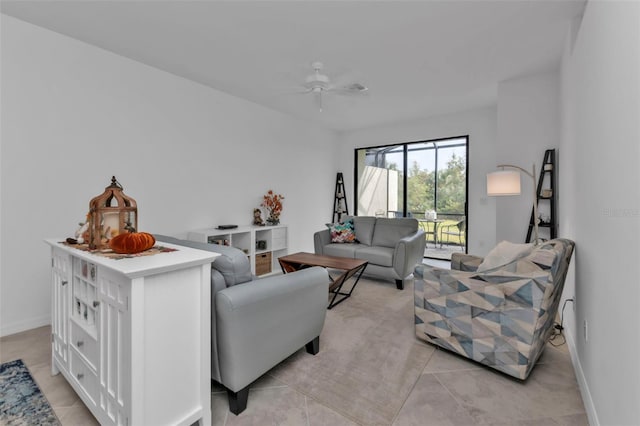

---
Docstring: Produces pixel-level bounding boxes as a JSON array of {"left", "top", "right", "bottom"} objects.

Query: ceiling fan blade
[
  {"left": 292, "top": 87, "right": 314, "bottom": 94},
  {"left": 330, "top": 83, "right": 369, "bottom": 95},
  {"left": 277, "top": 60, "right": 369, "bottom": 110},
  {"left": 272, "top": 86, "right": 313, "bottom": 96}
]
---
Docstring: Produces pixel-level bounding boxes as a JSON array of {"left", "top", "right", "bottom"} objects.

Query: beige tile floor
[
  {"left": 1, "top": 327, "right": 589, "bottom": 426},
  {"left": 1, "top": 265, "right": 588, "bottom": 426},
  {"left": 0, "top": 325, "right": 100, "bottom": 425}
]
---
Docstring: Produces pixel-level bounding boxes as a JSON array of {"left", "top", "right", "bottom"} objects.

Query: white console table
[{"left": 45, "top": 239, "right": 218, "bottom": 426}]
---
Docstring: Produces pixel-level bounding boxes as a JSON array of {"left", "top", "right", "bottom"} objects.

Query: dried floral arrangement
[{"left": 261, "top": 190, "right": 284, "bottom": 225}]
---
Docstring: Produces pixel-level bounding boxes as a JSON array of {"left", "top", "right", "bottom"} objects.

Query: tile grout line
[
  {"left": 278, "top": 381, "right": 363, "bottom": 425},
  {"left": 388, "top": 345, "right": 437, "bottom": 425},
  {"left": 432, "top": 372, "right": 477, "bottom": 420},
  {"left": 304, "top": 396, "right": 310, "bottom": 426},
  {"left": 390, "top": 282, "right": 429, "bottom": 423},
  {"left": 222, "top": 408, "right": 228, "bottom": 426},
  {"left": 26, "top": 357, "right": 83, "bottom": 423}
]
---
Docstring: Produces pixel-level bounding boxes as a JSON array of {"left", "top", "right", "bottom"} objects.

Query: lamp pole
[{"left": 496, "top": 164, "right": 538, "bottom": 245}]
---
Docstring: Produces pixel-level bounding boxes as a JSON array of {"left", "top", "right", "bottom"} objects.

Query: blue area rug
[{"left": 0, "top": 359, "right": 60, "bottom": 426}]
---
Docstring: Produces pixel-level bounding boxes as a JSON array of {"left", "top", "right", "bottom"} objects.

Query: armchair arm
[
  {"left": 450, "top": 253, "right": 483, "bottom": 271},
  {"left": 215, "top": 266, "right": 329, "bottom": 392},
  {"left": 314, "top": 229, "right": 331, "bottom": 255},
  {"left": 393, "top": 230, "right": 426, "bottom": 278}
]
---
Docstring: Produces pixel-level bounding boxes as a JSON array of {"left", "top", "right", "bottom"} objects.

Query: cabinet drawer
[
  {"left": 70, "top": 321, "right": 98, "bottom": 370},
  {"left": 69, "top": 348, "right": 98, "bottom": 406}
]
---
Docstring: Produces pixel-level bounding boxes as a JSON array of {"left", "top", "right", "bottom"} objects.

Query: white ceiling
[{"left": 1, "top": 0, "right": 586, "bottom": 132}]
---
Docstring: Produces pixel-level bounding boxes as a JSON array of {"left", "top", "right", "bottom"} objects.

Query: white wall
[
  {"left": 559, "top": 2, "right": 640, "bottom": 425},
  {"left": 496, "top": 71, "right": 560, "bottom": 243},
  {"left": 558, "top": 12, "right": 581, "bottom": 412},
  {"left": 338, "top": 106, "right": 498, "bottom": 256},
  {"left": 0, "top": 15, "right": 339, "bottom": 336}
]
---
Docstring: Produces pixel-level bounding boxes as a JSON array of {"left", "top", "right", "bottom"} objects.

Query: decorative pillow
[
  {"left": 477, "top": 240, "right": 534, "bottom": 272},
  {"left": 326, "top": 219, "right": 356, "bottom": 243}
]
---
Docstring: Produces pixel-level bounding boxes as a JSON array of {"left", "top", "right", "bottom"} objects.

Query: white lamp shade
[{"left": 487, "top": 170, "right": 521, "bottom": 196}]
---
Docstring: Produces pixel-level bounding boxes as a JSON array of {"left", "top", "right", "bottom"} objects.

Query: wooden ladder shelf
[
  {"left": 526, "top": 149, "right": 557, "bottom": 243},
  {"left": 333, "top": 173, "right": 349, "bottom": 223}
]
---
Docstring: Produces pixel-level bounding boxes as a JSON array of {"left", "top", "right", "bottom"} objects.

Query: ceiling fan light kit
[{"left": 296, "top": 61, "right": 368, "bottom": 112}]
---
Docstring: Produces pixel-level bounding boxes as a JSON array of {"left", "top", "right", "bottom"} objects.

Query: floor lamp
[{"left": 487, "top": 163, "right": 539, "bottom": 245}]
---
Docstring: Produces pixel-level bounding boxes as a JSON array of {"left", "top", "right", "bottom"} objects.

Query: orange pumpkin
[{"left": 109, "top": 232, "right": 155, "bottom": 254}]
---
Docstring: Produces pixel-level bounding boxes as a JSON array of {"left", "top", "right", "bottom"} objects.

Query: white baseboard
[
  {"left": 565, "top": 328, "right": 599, "bottom": 426},
  {"left": 0, "top": 315, "right": 50, "bottom": 338}
]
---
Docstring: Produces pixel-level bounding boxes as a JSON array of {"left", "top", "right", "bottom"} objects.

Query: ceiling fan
[{"left": 294, "top": 61, "right": 368, "bottom": 112}]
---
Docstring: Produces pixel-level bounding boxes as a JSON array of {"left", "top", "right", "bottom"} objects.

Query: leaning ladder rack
[
  {"left": 526, "top": 149, "right": 557, "bottom": 243},
  {"left": 333, "top": 173, "right": 349, "bottom": 223}
]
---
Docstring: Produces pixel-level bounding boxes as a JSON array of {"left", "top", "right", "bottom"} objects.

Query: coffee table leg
[
  {"left": 279, "top": 260, "right": 306, "bottom": 274},
  {"left": 327, "top": 264, "right": 367, "bottom": 309}
]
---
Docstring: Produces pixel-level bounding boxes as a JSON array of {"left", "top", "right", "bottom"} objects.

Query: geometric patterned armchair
[{"left": 414, "top": 239, "right": 575, "bottom": 380}]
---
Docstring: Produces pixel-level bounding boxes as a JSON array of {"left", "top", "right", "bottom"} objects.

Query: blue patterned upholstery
[{"left": 414, "top": 239, "right": 575, "bottom": 380}]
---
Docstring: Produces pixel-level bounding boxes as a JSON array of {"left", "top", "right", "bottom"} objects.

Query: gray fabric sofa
[
  {"left": 313, "top": 217, "right": 426, "bottom": 290},
  {"left": 155, "top": 235, "right": 329, "bottom": 415}
]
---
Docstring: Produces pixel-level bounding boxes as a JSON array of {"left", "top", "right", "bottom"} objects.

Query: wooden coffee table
[{"left": 278, "top": 252, "right": 368, "bottom": 309}]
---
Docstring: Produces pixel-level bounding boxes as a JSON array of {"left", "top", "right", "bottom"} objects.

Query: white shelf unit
[
  {"left": 46, "top": 239, "right": 217, "bottom": 426},
  {"left": 187, "top": 225, "right": 288, "bottom": 276}
]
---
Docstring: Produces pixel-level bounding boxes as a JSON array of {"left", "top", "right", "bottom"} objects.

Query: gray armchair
[{"left": 155, "top": 235, "right": 329, "bottom": 414}]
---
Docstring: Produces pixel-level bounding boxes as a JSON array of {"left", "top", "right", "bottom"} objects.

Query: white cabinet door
[
  {"left": 51, "top": 248, "right": 71, "bottom": 373},
  {"left": 47, "top": 239, "right": 214, "bottom": 426},
  {"left": 98, "top": 267, "right": 131, "bottom": 426},
  {"left": 71, "top": 258, "right": 99, "bottom": 338}
]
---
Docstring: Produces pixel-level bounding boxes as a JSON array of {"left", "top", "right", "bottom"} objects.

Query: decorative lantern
[{"left": 88, "top": 176, "right": 138, "bottom": 249}]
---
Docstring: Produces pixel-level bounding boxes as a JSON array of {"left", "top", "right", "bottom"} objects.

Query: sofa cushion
[
  {"left": 354, "top": 246, "right": 394, "bottom": 267},
  {"left": 154, "top": 234, "right": 253, "bottom": 286},
  {"left": 371, "top": 218, "right": 419, "bottom": 248},
  {"left": 326, "top": 219, "right": 356, "bottom": 243},
  {"left": 477, "top": 240, "right": 534, "bottom": 272},
  {"left": 350, "top": 216, "right": 377, "bottom": 246},
  {"left": 211, "top": 245, "right": 254, "bottom": 286},
  {"left": 323, "top": 243, "right": 362, "bottom": 258}
]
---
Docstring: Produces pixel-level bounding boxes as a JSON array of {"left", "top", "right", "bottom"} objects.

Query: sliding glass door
[
  {"left": 355, "top": 136, "right": 468, "bottom": 260},
  {"left": 354, "top": 144, "right": 405, "bottom": 218}
]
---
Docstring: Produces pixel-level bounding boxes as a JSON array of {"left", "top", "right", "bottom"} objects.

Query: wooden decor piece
[{"left": 88, "top": 176, "right": 138, "bottom": 249}]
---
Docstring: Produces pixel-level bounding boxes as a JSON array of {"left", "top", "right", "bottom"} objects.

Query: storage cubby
[
  {"left": 204, "top": 231, "right": 252, "bottom": 256},
  {"left": 255, "top": 252, "right": 272, "bottom": 275},
  {"left": 232, "top": 232, "right": 251, "bottom": 255},
  {"left": 188, "top": 225, "right": 288, "bottom": 276},
  {"left": 255, "top": 229, "right": 270, "bottom": 253}
]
